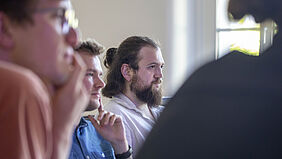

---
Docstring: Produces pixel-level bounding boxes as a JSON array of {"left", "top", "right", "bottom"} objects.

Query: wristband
[{"left": 115, "top": 145, "right": 132, "bottom": 159}]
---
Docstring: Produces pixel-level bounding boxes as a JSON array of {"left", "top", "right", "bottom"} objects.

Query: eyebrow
[
  {"left": 86, "top": 69, "right": 98, "bottom": 73},
  {"left": 147, "top": 62, "right": 165, "bottom": 66}
]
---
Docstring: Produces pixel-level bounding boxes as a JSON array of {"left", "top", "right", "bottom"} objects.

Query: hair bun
[{"left": 104, "top": 47, "right": 117, "bottom": 68}]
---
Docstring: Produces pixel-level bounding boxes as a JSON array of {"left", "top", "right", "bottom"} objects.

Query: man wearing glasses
[{"left": 0, "top": 0, "right": 87, "bottom": 159}]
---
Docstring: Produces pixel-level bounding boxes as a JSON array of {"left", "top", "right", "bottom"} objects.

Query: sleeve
[
  {"left": 124, "top": 122, "right": 133, "bottom": 148},
  {"left": 0, "top": 67, "right": 52, "bottom": 159}
]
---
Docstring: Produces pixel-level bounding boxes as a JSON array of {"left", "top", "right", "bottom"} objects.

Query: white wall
[
  {"left": 72, "top": 0, "right": 216, "bottom": 97},
  {"left": 170, "top": 0, "right": 216, "bottom": 93}
]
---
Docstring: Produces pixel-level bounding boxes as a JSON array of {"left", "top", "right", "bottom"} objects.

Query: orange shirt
[{"left": 0, "top": 61, "right": 52, "bottom": 159}]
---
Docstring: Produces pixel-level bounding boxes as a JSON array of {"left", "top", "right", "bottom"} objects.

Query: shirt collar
[
  {"left": 113, "top": 93, "right": 164, "bottom": 120},
  {"left": 113, "top": 93, "right": 141, "bottom": 110},
  {"left": 77, "top": 117, "right": 89, "bottom": 128},
  {"left": 113, "top": 93, "right": 153, "bottom": 118}
]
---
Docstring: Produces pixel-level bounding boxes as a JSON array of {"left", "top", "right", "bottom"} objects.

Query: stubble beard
[{"left": 84, "top": 99, "right": 99, "bottom": 111}]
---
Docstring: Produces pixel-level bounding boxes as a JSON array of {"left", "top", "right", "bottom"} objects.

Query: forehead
[
  {"left": 138, "top": 46, "right": 164, "bottom": 65},
  {"left": 80, "top": 52, "right": 102, "bottom": 71}
]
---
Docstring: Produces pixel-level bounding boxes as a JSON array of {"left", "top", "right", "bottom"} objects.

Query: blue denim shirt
[{"left": 68, "top": 117, "right": 115, "bottom": 159}]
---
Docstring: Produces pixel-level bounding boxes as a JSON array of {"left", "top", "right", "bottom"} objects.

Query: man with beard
[
  {"left": 102, "top": 36, "right": 165, "bottom": 157},
  {"left": 69, "top": 39, "right": 132, "bottom": 159}
]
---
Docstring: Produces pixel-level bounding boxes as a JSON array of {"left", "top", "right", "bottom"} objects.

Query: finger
[
  {"left": 66, "top": 54, "right": 86, "bottom": 89},
  {"left": 88, "top": 115, "right": 100, "bottom": 130},
  {"left": 99, "top": 98, "right": 103, "bottom": 110},
  {"left": 98, "top": 105, "right": 103, "bottom": 113},
  {"left": 109, "top": 114, "right": 117, "bottom": 126},
  {"left": 100, "top": 112, "right": 111, "bottom": 126},
  {"left": 115, "top": 115, "right": 122, "bottom": 123},
  {"left": 114, "top": 115, "right": 123, "bottom": 126},
  {"left": 98, "top": 109, "right": 106, "bottom": 121}
]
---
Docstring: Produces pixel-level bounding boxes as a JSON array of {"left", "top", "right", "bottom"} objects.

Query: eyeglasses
[{"left": 32, "top": 7, "right": 79, "bottom": 34}]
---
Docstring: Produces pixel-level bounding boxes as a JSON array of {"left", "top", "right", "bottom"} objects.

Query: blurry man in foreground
[
  {"left": 0, "top": 0, "right": 88, "bottom": 158},
  {"left": 136, "top": 0, "right": 282, "bottom": 158}
]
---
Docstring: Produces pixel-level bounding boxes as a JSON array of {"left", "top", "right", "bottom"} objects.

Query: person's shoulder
[
  {"left": 198, "top": 51, "right": 253, "bottom": 74},
  {"left": 0, "top": 62, "right": 52, "bottom": 159},
  {"left": 80, "top": 118, "right": 101, "bottom": 138},
  {"left": 0, "top": 61, "right": 44, "bottom": 87},
  {"left": 104, "top": 99, "right": 135, "bottom": 119},
  {"left": 104, "top": 96, "right": 125, "bottom": 110},
  {"left": 84, "top": 119, "right": 98, "bottom": 132},
  {"left": 104, "top": 98, "right": 118, "bottom": 108},
  {"left": 104, "top": 100, "right": 123, "bottom": 115},
  {"left": 0, "top": 61, "right": 49, "bottom": 98},
  {"left": 151, "top": 105, "right": 165, "bottom": 118},
  {"left": 186, "top": 51, "right": 255, "bottom": 84},
  {"left": 152, "top": 105, "right": 165, "bottom": 112}
]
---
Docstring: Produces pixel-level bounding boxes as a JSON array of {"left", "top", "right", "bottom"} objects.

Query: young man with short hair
[
  {"left": 0, "top": 0, "right": 88, "bottom": 158},
  {"left": 69, "top": 39, "right": 132, "bottom": 159}
]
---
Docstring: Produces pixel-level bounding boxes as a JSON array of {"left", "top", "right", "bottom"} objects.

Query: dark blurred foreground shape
[{"left": 136, "top": 0, "right": 282, "bottom": 158}]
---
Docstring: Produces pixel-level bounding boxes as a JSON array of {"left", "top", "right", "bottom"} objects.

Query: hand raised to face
[
  {"left": 53, "top": 53, "right": 89, "bottom": 130},
  {"left": 88, "top": 102, "right": 129, "bottom": 155}
]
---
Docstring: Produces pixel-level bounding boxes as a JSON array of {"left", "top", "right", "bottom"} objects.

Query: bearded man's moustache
[{"left": 152, "top": 79, "right": 162, "bottom": 84}]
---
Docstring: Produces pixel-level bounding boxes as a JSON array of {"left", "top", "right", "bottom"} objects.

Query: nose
[
  {"left": 154, "top": 67, "right": 163, "bottom": 79},
  {"left": 65, "top": 27, "right": 78, "bottom": 48},
  {"left": 94, "top": 76, "right": 105, "bottom": 89}
]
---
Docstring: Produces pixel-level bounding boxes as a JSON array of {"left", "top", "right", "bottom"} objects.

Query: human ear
[
  {"left": 121, "top": 64, "right": 133, "bottom": 82},
  {"left": 0, "top": 12, "right": 14, "bottom": 50}
]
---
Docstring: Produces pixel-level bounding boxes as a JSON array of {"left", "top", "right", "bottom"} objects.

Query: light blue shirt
[{"left": 68, "top": 117, "right": 115, "bottom": 159}]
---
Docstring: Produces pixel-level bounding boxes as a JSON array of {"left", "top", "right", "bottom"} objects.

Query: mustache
[{"left": 152, "top": 78, "right": 162, "bottom": 84}]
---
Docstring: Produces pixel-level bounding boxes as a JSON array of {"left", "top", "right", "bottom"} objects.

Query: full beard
[{"left": 130, "top": 75, "right": 162, "bottom": 107}]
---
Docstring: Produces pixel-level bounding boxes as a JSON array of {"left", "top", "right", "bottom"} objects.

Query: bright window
[{"left": 216, "top": 0, "right": 276, "bottom": 58}]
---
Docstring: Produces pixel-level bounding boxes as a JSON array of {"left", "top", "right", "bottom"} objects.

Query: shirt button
[
  {"left": 101, "top": 153, "right": 105, "bottom": 157},
  {"left": 86, "top": 156, "right": 90, "bottom": 159}
]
